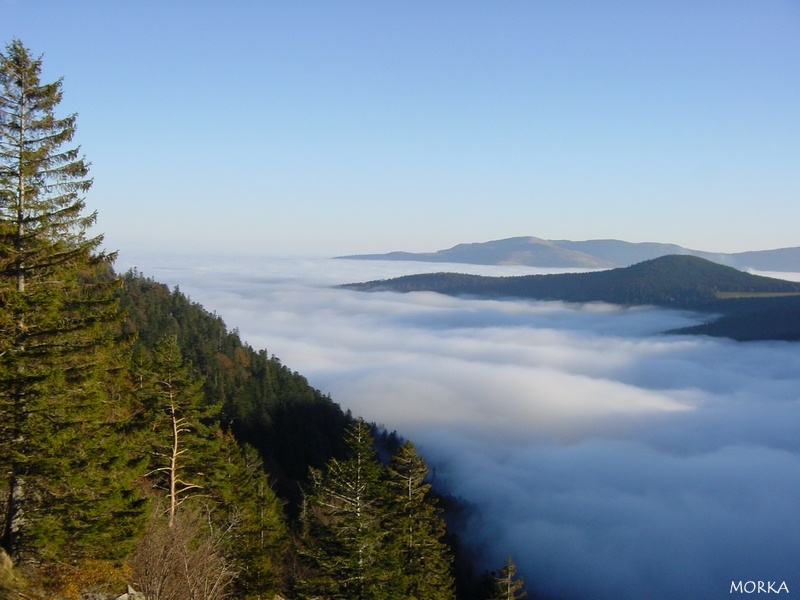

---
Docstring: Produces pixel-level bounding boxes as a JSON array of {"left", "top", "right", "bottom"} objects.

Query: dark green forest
[
  {"left": 343, "top": 255, "right": 800, "bottom": 341},
  {"left": 0, "top": 40, "right": 528, "bottom": 599}
]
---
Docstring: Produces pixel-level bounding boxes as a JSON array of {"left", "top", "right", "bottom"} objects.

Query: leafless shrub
[{"left": 128, "top": 502, "right": 236, "bottom": 600}]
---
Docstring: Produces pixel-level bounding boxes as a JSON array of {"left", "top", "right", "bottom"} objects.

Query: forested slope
[
  {"left": 344, "top": 255, "right": 800, "bottom": 309},
  {"left": 670, "top": 297, "right": 800, "bottom": 341},
  {"left": 343, "top": 255, "right": 800, "bottom": 341},
  {"left": 118, "top": 269, "right": 350, "bottom": 508}
]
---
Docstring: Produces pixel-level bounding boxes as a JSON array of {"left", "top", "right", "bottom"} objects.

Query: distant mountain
[
  {"left": 337, "top": 236, "right": 800, "bottom": 272},
  {"left": 338, "top": 236, "right": 615, "bottom": 268},
  {"left": 341, "top": 255, "right": 800, "bottom": 341},
  {"left": 549, "top": 239, "right": 728, "bottom": 266}
]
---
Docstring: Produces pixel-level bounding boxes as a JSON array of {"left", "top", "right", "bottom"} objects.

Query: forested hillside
[
  {"left": 670, "top": 296, "right": 800, "bottom": 341},
  {"left": 0, "top": 39, "right": 527, "bottom": 599},
  {"left": 344, "top": 255, "right": 800, "bottom": 308},
  {"left": 343, "top": 255, "right": 800, "bottom": 341},
  {"left": 118, "top": 270, "right": 351, "bottom": 509}
]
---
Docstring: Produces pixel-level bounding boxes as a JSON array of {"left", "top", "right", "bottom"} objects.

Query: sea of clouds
[{"left": 117, "top": 253, "right": 800, "bottom": 600}]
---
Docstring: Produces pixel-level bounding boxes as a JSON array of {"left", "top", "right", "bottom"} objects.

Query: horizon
[
  {"left": 3, "top": 2, "right": 800, "bottom": 257},
  {"left": 114, "top": 231, "right": 800, "bottom": 265},
  {"left": 335, "top": 234, "right": 800, "bottom": 256}
]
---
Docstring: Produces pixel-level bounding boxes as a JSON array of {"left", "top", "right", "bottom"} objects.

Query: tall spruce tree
[
  {"left": 212, "top": 439, "right": 288, "bottom": 599},
  {"left": 384, "top": 441, "right": 456, "bottom": 599},
  {"left": 298, "top": 418, "right": 403, "bottom": 599},
  {"left": 0, "top": 39, "right": 138, "bottom": 563}
]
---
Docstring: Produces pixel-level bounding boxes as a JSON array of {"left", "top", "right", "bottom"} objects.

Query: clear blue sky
[{"left": 3, "top": 1, "right": 799, "bottom": 256}]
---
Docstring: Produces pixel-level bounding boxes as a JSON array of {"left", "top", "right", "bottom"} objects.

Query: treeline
[
  {"left": 0, "top": 39, "right": 528, "bottom": 599},
  {"left": 118, "top": 270, "right": 351, "bottom": 510},
  {"left": 343, "top": 255, "right": 800, "bottom": 340},
  {"left": 671, "top": 296, "right": 800, "bottom": 341},
  {"left": 343, "top": 255, "right": 800, "bottom": 309}
]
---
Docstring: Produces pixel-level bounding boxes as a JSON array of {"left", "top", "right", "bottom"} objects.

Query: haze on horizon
[{"left": 3, "top": 2, "right": 800, "bottom": 257}]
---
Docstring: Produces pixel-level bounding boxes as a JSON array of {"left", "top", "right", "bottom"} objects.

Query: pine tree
[
  {"left": 0, "top": 39, "right": 138, "bottom": 563},
  {"left": 489, "top": 555, "right": 527, "bottom": 600},
  {"left": 298, "top": 418, "right": 402, "bottom": 599},
  {"left": 384, "top": 441, "right": 456, "bottom": 599},
  {"left": 213, "top": 440, "right": 288, "bottom": 599}
]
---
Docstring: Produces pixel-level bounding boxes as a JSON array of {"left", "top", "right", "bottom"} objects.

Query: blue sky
[{"left": 3, "top": 1, "right": 799, "bottom": 256}]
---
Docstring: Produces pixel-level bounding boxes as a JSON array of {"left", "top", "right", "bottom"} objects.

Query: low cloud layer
[{"left": 120, "top": 254, "right": 800, "bottom": 599}]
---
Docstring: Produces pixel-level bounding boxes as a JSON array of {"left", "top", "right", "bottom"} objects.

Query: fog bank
[{"left": 118, "top": 254, "right": 800, "bottom": 599}]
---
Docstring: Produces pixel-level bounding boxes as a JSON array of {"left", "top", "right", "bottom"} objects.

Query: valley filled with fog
[{"left": 118, "top": 254, "right": 800, "bottom": 600}]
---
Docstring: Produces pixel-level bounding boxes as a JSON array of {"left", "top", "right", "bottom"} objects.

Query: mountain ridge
[
  {"left": 341, "top": 255, "right": 800, "bottom": 341},
  {"left": 336, "top": 236, "right": 800, "bottom": 272}
]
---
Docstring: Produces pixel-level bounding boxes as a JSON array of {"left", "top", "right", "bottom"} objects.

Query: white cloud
[{"left": 117, "top": 254, "right": 800, "bottom": 600}]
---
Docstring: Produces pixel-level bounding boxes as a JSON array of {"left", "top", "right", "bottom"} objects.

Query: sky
[
  {"left": 3, "top": 1, "right": 800, "bottom": 257},
  {"left": 116, "top": 253, "right": 800, "bottom": 600}
]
